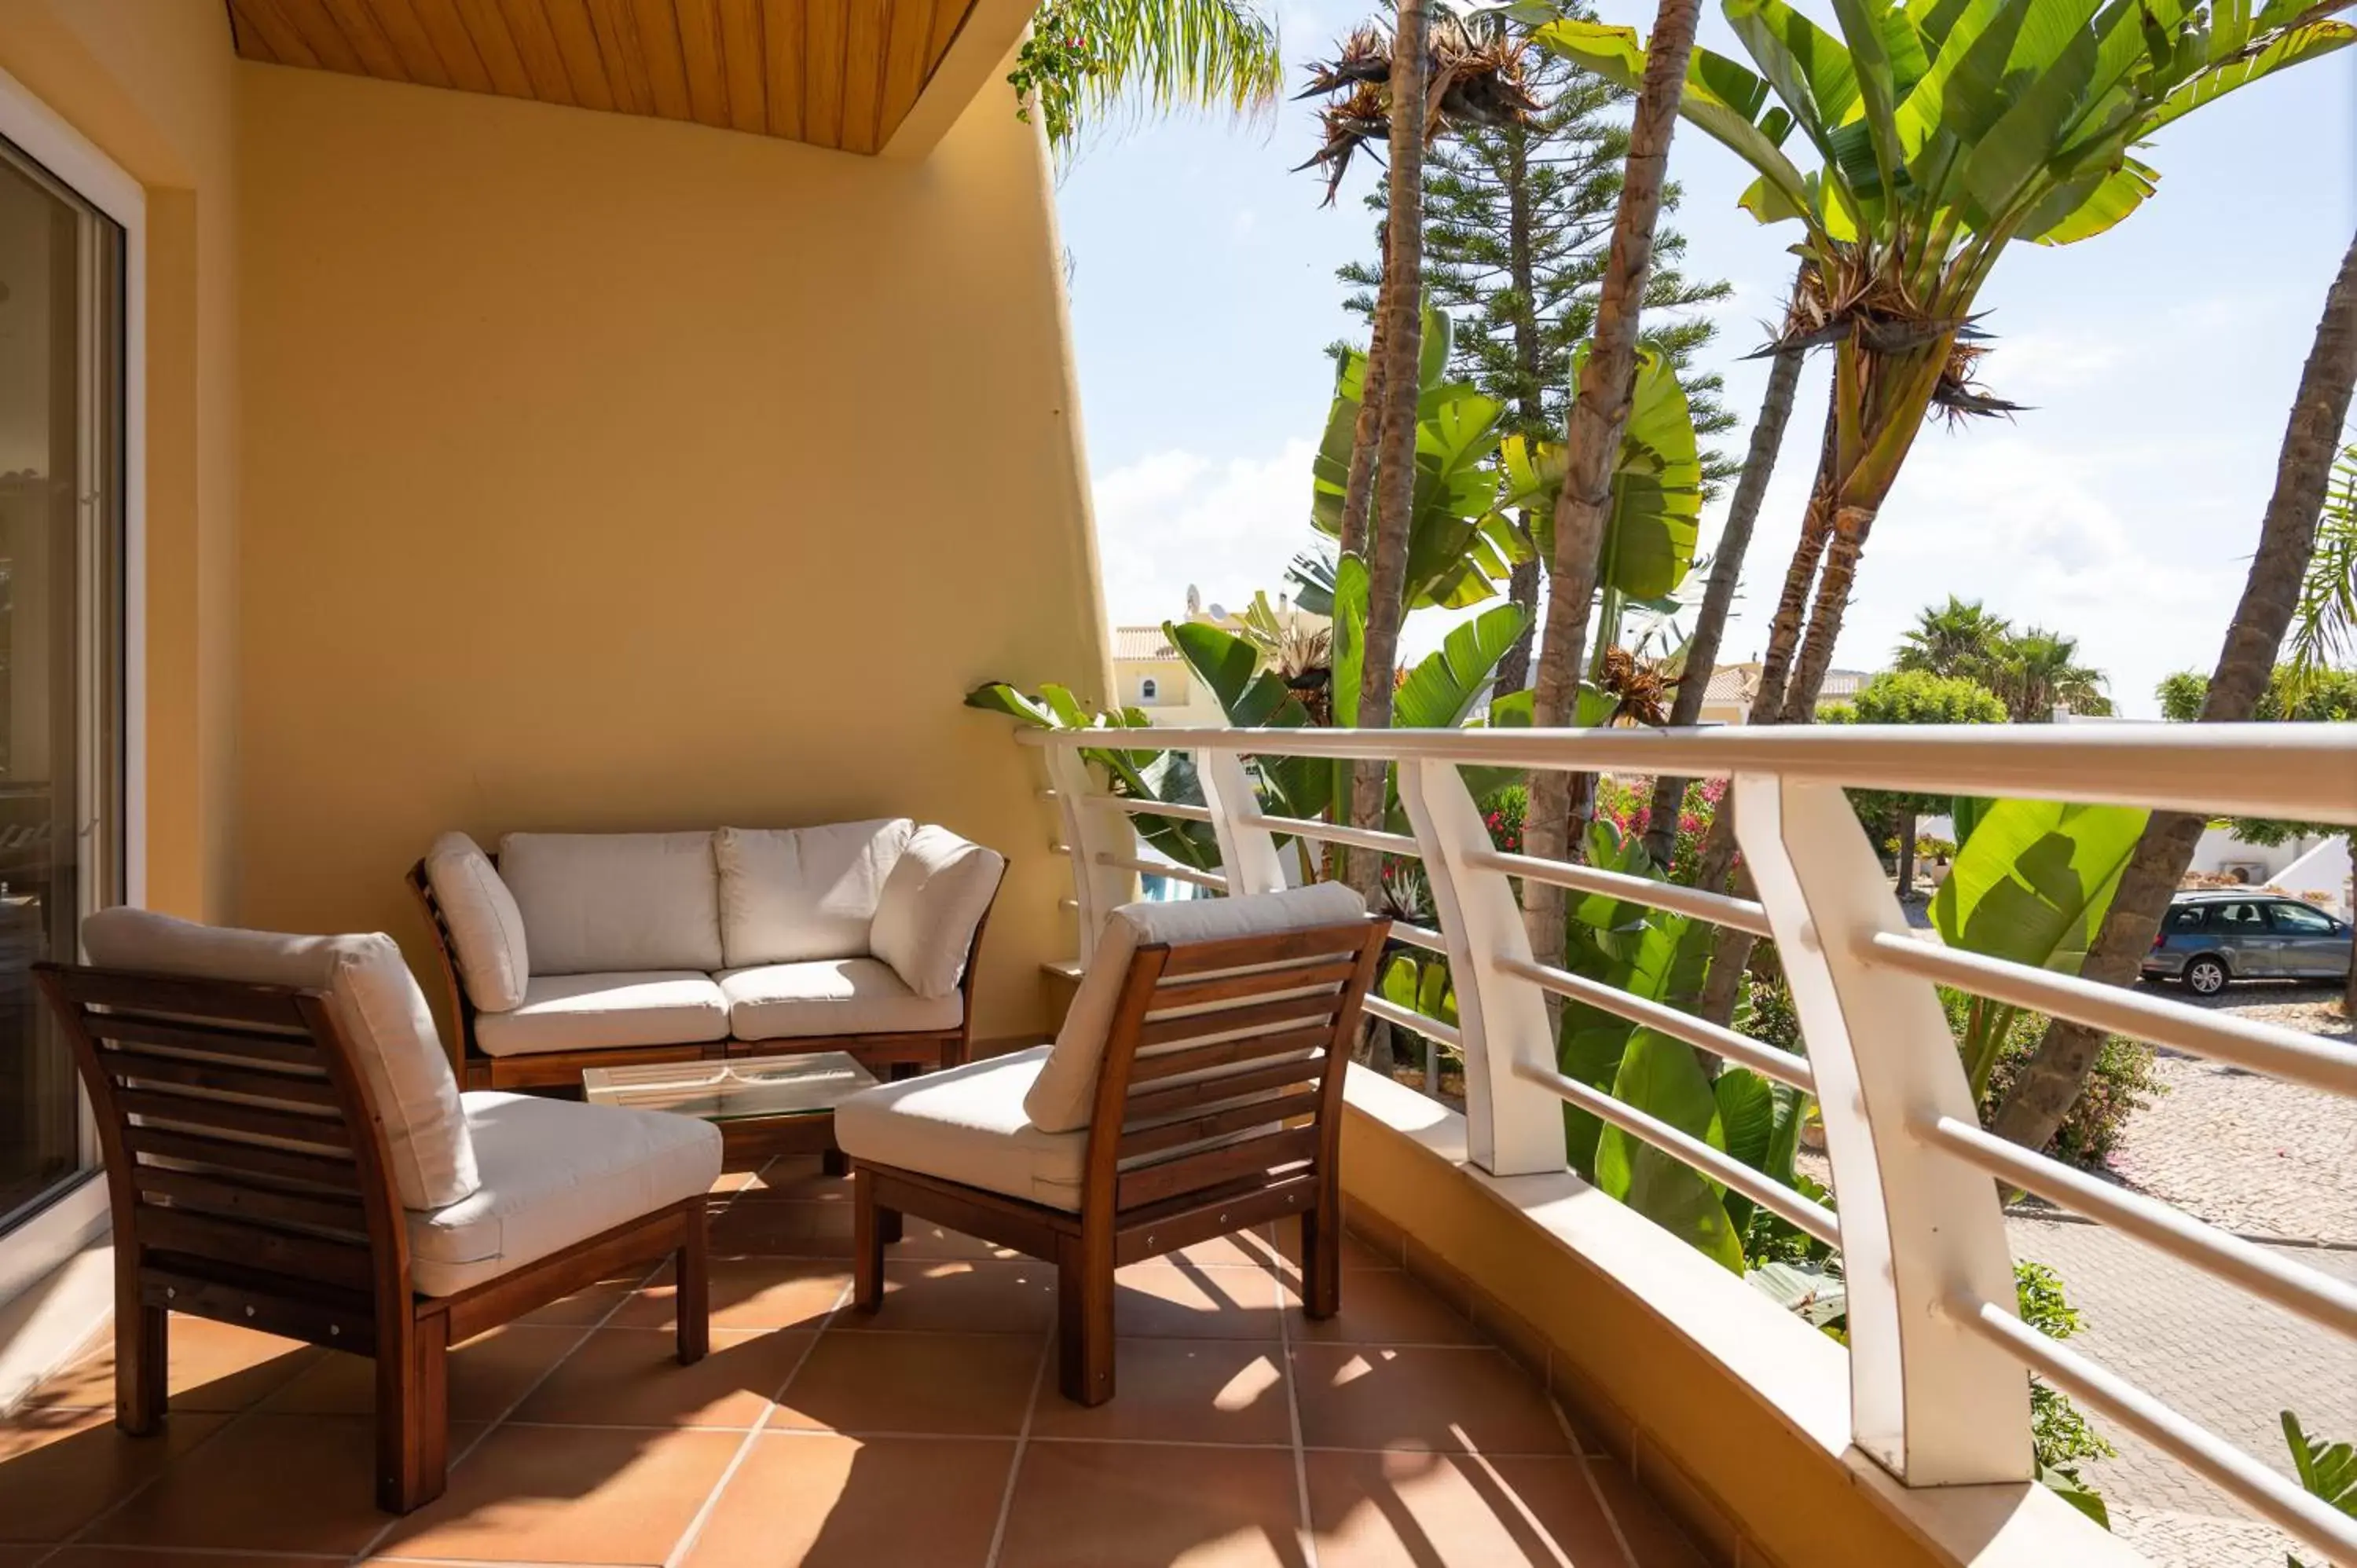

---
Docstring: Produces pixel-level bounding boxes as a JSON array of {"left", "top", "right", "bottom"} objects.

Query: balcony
[{"left": 3, "top": 1152, "right": 1709, "bottom": 1566}]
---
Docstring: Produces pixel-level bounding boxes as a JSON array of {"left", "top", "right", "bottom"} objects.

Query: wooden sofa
[{"left": 407, "top": 822, "right": 1004, "bottom": 1090}]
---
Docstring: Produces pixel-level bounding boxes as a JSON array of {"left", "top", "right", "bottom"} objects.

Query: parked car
[{"left": 2143, "top": 889, "right": 2355, "bottom": 995}]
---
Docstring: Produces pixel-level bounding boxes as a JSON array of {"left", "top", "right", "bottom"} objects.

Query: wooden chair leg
[
  {"left": 1301, "top": 1200, "right": 1342, "bottom": 1321},
  {"left": 819, "top": 1147, "right": 849, "bottom": 1178},
  {"left": 1056, "top": 1236, "right": 1115, "bottom": 1407},
  {"left": 377, "top": 1312, "right": 449, "bottom": 1514},
  {"left": 115, "top": 1292, "right": 167, "bottom": 1436},
  {"left": 676, "top": 1200, "right": 710, "bottom": 1366},
  {"left": 852, "top": 1169, "right": 887, "bottom": 1313}
]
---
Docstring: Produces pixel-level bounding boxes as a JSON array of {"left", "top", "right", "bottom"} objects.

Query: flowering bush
[
  {"left": 1481, "top": 785, "right": 1527, "bottom": 855},
  {"left": 1589, "top": 775, "right": 1725, "bottom": 883}
]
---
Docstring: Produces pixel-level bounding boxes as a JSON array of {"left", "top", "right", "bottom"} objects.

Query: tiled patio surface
[{"left": 1, "top": 1157, "right": 1708, "bottom": 1567}]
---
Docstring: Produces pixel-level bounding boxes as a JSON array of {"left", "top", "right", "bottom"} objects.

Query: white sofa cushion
[
  {"left": 869, "top": 826, "right": 1004, "bottom": 998},
  {"left": 1023, "top": 883, "right": 1369, "bottom": 1134},
  {"left": 834, "top": 1047, "right": 1083, "bottom": 1211},
  {"left": 79, "top": 907, "right": 478, "bottom": 1212},
  {"left": 720, "top": 958, "right": 962, "bottom": 1041},
  {"left": 714, "top": 819, "right": 914, "bottom": 969},
  {"left": 423, "top": 832, "right": 530, "bottom": 1012},
  {"left": 409, "top": 1091, "right": 719, "bottom": 1297},
  {"left": 497, "top": 831, "right": 723, "bottom": 975},
  {"left": 473, "top": 972, "right": 730, "bottom": 1057}
]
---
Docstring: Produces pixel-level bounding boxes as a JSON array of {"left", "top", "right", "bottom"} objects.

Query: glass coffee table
[{"left": 582, "top": 1051, "right": 879, "bottom": 1174}]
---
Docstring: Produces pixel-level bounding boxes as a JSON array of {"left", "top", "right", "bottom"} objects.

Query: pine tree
[{"left": 1335, "top": 32, "right": 1736, "bottom": 688}]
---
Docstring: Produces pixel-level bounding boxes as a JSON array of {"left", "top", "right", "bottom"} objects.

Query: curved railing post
[
  {"left": 1041, "top": 742, "right": 1137, "bottom": 964},
  {"left": 1398, "top": 757, "right": 1567, "bottom": 1177},
  {"left": 1197, "top": 747, "right": 1286, "bottom": 895},
  {"left": 1732, "top": 771, "right": 2029, "bottom": 1486}
]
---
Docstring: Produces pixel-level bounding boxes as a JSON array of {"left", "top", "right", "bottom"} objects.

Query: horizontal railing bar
[
  {"left": 1241, "top": 812, "right": 1420, "bottom": 858},
  {"left": 1514, "top": 1061, "right": 1839, "bottom": 1246},
  {"left": 1922, "top": 1116, "right": 2357, "bottom": 1337},
  {"left": 1862, "top": 933, "right": 2357, "bottom": 1097},
  {"left": 1092, "top": 852, "right": 1229, "bottom": 892},
  {"left": 1389, "top": 921, "right": 1447, "bottom": 955},
  {"left": 1086, "top": 792, "right": 1216, "bottom": 823},
  {"left": 1499, "top": 957, "right": 1816, "bottom": 1093},
  {"left": 1362, "top": 995, "right": 1461, "bottom": 1051},
  {"left": 1017, "top": 723, "right": 2357, "bottom": 824},
  {"left": 1469, "top": 850, "right": 1774, "bottom": 938},
  {"left": 1944, "top": 1294, "right": 2357, "bottom": 1565},
  {"left": 1050, "top": 841, "right": 1072, "bottom": 855}
]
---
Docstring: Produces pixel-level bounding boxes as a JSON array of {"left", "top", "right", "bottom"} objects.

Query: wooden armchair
[
  {"left": 834, "top": 885, "right": 1387, "bottom": 1405},
  {"left": 36, "top": 908, "right": 721, "bottom": 1513}
]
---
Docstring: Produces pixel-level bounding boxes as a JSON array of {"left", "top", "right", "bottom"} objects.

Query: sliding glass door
[{"left": 0, "top": 130, "right": 125, "bottom": 1239}]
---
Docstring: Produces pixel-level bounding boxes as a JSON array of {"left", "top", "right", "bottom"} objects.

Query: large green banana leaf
[
  {"left": 1493, "top": 345, "right": 1701, "bottom": 600},
  {"left": 1596, "top": 1033, "right": 1747, "bottom": 1272},
  {"left": 962, "top": 681, "right": 1222, "bottom": 870},
  {"left": 1930, "top": 796, "right": 2150, "bottom": 1094},
  {"left": 1160, "top": 621, "right": 1333, "bottom": 823},
  {"left": 1714, "top": 1068, "right": 1805, "bottom": 1233},
  {"left": 1530, "top": 0, "right": 2353, "bottom": 292},
  {"left": 1311, "top": 310, "right": 1509, "bottom": 610}
]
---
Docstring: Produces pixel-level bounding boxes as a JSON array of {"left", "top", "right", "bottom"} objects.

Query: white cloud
[{"left": 1093, "top": 441, "right": 1321, "bottom": 628}]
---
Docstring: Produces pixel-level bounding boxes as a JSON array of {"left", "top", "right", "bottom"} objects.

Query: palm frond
[
  {"left": 2283, "top": 441, "right": 2357, "bottom": 697},
  {"left": 1043, "top": 0, "right": 1285, "bottom": 148}
]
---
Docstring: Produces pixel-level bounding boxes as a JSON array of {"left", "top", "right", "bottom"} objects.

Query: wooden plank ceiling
[{"left": 225, "top": 0, "right": 983, "bottom": 154}]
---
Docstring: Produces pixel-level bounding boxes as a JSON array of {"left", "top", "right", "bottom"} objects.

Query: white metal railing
[{"left": 1028, "top": 720, "right": 2357, "bottom": 1560}]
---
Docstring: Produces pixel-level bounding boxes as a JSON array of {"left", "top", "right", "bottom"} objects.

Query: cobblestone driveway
[{"left": 2010, "top": 980, "right": 2354, "bottom": 1568}]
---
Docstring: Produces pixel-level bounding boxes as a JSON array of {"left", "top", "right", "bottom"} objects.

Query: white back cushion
[
  {"left": 497, "top": 832, "right": 723, "bottom": 975},
  {"left": 423, "top": 832, "right": 530, "bottom": 1012},
  {"left": 79, "top": 907, "right": 479, "bottom": 1211},
  {"left": 868, "top": 826, "right": 1006, "bottom": 998},
  {"left": 714, "top": 819, "right": 915, "bottom": 969},
  {"left": 1022, "top": 882, "right": 1369, "bottom": 1134}
]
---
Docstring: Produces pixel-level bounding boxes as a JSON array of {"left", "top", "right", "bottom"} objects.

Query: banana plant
[
  {"left": 1311, "top": 308, "right": 1519, "bottom": 610},
  {"left": 963, "top": 682, "right": 1222, "bottom": 871},
  {"left": 1931, "top": 798, "right": 2150, "bottom": 1097},
  {"left": 2283, "top": 1410, "right": 2357, "bottom": 1568},
  {"left": 1532, "top": 0, "right": 2356, "bottom": 713}
]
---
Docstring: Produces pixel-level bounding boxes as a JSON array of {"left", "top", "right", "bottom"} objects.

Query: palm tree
[
  {"left": 1991, "top": 628, "right": 2110, "bottom": 722},
  {"left": 2284, "top": 441, "right": 2357, "bottom": 694},
  {"left": 1519, "top": 0, "right": 1703, "bottom": 962},
  {"left": 1644, "top": 262, "right": 1813, "bottom": 868},
  {"left": 1995, "top": 226, "right": 2357, "bottom": 1151},
  {"left": 1014, "top": 0, "right": 1284, "bottom": 152},
  {"left": 1300, "top": 17, "right": 1540, "bottom": 885},
  {"left": 1541, "top": 0, "right": 2355, "bottom": 728},
  {"left": 1895, "top": 595, "right": 2014, "bottom": 683}
]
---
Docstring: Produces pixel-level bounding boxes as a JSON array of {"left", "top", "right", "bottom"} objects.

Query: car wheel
[{"left": 2184, "top": 955, "right": 2230, "bottom": 996}]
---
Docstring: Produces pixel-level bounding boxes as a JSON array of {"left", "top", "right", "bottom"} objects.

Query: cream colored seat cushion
[
  {"left": 79, "top": 907, "right": 478, "bottom": 1211},
  {"left": 1023, "top": 883, "right": 1369, "bottom": 1134},
  {"left": 408, "top": 1091, "right": 719, "bottom": 1297},
  {"left": 833, "top": 1047, "right": 1083, "bottom": 1211},
  {"left": 497, "top": 831, "right": 723, "bottom": 975},
  {"left": 870, "top": 826, "right": 1005, "bottom": 998},
  {"left": 423, "top": 832, "right": 530, "bottom": 1012},
  {"left": 719, "top": 958, "right": 962, "bottom": 1042},
  {"left": 714, "top": 819, "right": 914, "bottom": 969},
  {"left": 473, "top": 972, "right": 730, "bottom": 1057}
]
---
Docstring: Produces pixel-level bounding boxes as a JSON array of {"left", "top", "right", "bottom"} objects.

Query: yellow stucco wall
[
  {"left": 229, "top": 55, "right": 1106, "bottom": 1043},
  {"left": 0, "top": 0, "right": 242, "bottom": 923}
]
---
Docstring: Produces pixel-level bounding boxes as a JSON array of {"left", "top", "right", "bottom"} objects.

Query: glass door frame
[{"left": 0, "top": 61, "right": 146, "bottom": 1306}]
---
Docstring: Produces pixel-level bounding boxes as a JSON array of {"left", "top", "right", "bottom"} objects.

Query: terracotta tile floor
[{"left": 1, "top": 1158, "right": 1711, "bottom": 1567}]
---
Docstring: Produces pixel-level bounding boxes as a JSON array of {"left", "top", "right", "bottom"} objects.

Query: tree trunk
[
  {"left": 1643, "top": 306, "right": 1808, "bottom": 866},
  {"left": 1339, "top": 260, "right": 1389, "bottom": 565},
  {"left": 1494, "top": 124, "right": 1546, "bottom": 695},
  {"left": 1348, "top": 1, "right": 1431, "bottom": 891},
  {"left": 1994, "top": 226, "right": 2357, "bottom": 1150},
  {"left": 1521, "top": 0, "right": 1700, "bottom": 962},
  {"left": 1497, "top": 555, "right": 1541, "bottom": 691}
]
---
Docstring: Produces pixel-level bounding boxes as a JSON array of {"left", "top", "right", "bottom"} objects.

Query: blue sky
[{"left": 1052, "top": 2, "right": 2357, "bottom": 719}]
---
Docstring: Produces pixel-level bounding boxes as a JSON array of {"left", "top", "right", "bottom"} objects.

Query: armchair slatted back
[
  {"left": 1081, "top": 918, "right": 1390, "bottom": 1223},
  {"left": 34, "top": 964, "right": 410, "bottom": 1346}
]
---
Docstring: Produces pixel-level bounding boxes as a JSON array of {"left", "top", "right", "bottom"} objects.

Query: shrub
[
  {"left": 1943, "top": 989, "right": 2164, "bottom": 1169},
  {"left": 1589, "top": 774, "right": 1724, "bottom": 884},
  {"left": 1481, "top": 784, "right": 1527, "bottom": 855}
]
